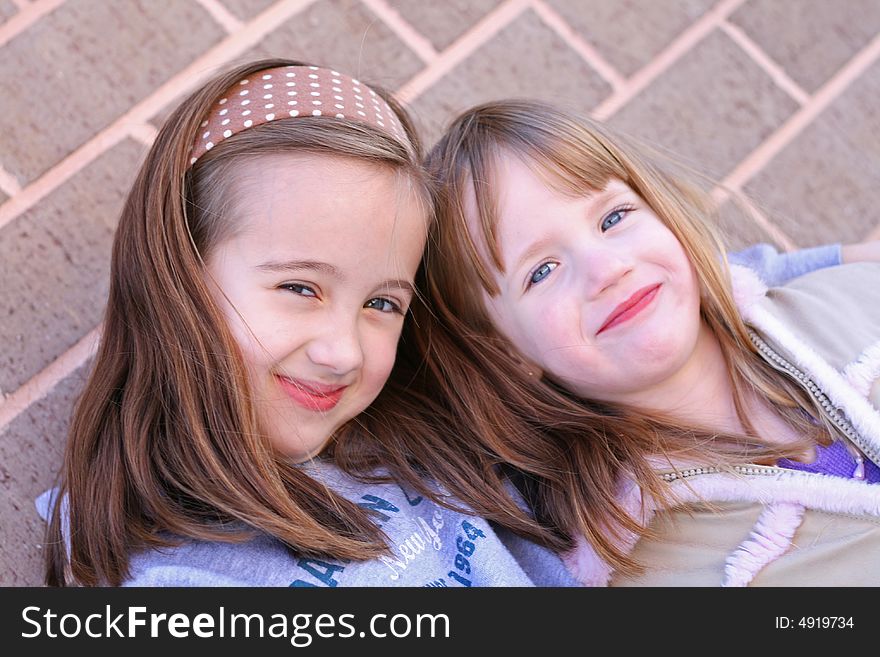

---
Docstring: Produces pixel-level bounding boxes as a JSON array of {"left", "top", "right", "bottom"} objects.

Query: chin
[{"left": 620, "top": 338, "right": 694, "bottom": 386}]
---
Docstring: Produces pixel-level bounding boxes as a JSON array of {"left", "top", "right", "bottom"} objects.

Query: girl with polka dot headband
[{"left": 41, "top": 59, "right": 573, "bottom": 587}]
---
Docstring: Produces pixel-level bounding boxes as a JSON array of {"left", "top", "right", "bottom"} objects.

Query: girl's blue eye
[
  {"left": 529, "top": 262, "right": 557, "bottom": 287},
  {"left": 365, "top": 297, "right": 401, "bottom": 314},
  {"left": 601, "top": 207, "right": 631, "bottom": 232},
  {"left": 282, "top": 283, "right": 317, "bottom": 297}
]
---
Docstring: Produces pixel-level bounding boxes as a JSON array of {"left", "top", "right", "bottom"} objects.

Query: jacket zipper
[
  {"left": 748, "top": 329, "right": 879, "bottom": 467},
  {"left": 659, "top": 330, "right": 878, "bottom": 483},
  {"left": 660, "top": 463, "right": 808, "bottom": 483}
]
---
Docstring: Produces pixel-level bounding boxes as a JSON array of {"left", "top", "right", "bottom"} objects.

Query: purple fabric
[{"left": 778, "top": 440, "right": 880, "bottom": 483}]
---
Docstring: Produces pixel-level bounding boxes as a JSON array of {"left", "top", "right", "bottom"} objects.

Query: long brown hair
[
  {"left": 421, "top": 100, "right": 826, "bottom": 574},
  {"left": 44, "top": 58, "right": 481, "bottom": 586}
]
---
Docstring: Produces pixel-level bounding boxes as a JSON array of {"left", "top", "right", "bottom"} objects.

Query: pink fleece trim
[
  {"left": 668, "top": 470, "right": 880, "bottom": 516},
  {"left": 844, "top": 341, "right": 880, "bottom": 398},
  {"left": 562, "top": 535, "right": 615, "bottom": 587},
  {"left": 730, "top": 266, "right": 880, "bottom": 459},
  {"left": 722, "top": 502, "right": 805, "bottom": 587},
  {"left": 561, "top": 477, "right": 658, "bottom": 586},
  {"left": 729, "top": 264, "right": 768, "bottom": 312}
]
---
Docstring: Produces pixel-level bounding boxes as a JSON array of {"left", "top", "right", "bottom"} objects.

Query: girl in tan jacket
[{"left": 420, "top": 99, "right": 880, "bottom": 585}]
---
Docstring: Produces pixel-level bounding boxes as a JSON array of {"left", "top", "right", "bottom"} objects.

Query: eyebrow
[
  {"left": 510, "top": 186, "right": 624, "bottom": 274},
  {"left": 376, "top": 279, "right": 417, "bottom": 297},
  {"left": 255, "top": 260, "right": 415, "bottom": 296},
  {"left": 255, "top": 260, "right": 342, "bottom": 276}
]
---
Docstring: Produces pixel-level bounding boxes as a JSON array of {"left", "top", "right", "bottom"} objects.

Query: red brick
[
  {"left": 247, "top": 0, "right": 424, "bottom": 91},
  {"left": 385, "top": 0, "right": 503, "bottom": 51},
  {"left": 150, "top": 0, "right": 426, "bottom": 134},
  {"left": 0, "top": 0, "right": 225, "bottom": 186},
  {"left": 220, "top": 0, "right": 276, "bottom": 21},
  {"left": 0, "top": 139, "right": 145, "bottom": 395},
  {"left": 744, "top": 59, "right": 880, "bottom": 246},
  {"left": 730, "top": 0, "right": 880, "bottom": 93},
  {"left": 716, "top": 199, "right": 788, "bottom": 252},
  {"left": 0, "top": 361, "right": 92, "bottom": 586},
  {"left": 546, "top": 0, "right": 716, "bottom": 77},
  {"left": 0, "top": 0, "right": 18, "bottom": 23},
  {"left": 409, "top": 10, "right": 612, "bottom": 146},
  {"left": 608, "top": 30, "right": 799, "bottom": 179}
]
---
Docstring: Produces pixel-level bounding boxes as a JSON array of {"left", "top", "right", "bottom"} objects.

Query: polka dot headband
[{"left": 189, "top": 65, "right": 411, "bottom": 166}]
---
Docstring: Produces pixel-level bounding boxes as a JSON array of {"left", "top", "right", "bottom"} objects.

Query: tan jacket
[{"left": 565, "top": 263, "right": 880, "bottom": 586}]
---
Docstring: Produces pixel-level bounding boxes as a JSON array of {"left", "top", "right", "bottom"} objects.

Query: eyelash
[
  {"left": 525, "top": 203, "right": 636, "bottom": 290},
  {"left": 279, "top": 284, "right": 404, "bottom": 315},
  {"left": 280, "top": 283, "right": 317, "bottom": 297}
]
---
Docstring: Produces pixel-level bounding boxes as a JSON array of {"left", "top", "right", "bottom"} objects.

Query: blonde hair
[{"left": 421, "top": 100, "right": 826, "bottom": 573}]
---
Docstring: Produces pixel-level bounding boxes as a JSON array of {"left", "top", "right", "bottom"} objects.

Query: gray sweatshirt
[{"left": 36, "top": 461, "right": 579, "bottom": 587}]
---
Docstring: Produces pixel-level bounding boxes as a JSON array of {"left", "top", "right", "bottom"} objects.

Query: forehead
[
  {"left": 237, "top": 151, "right": 422, "bottom": 217},
  {"left": 224, "top": 152, "right": 428, "bottom": 266},
  {"left": 235, "top": 151, "right": 412, "bottom": 204},
  {"left": 462, "top": 152, "right": 618, "bottom": 269}
]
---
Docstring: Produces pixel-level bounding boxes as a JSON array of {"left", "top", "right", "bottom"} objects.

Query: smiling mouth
[
  {"left": 276, "top": 376, "right": 347, "bottom": 412},
  {"left": 597, "top": 284, "right": 661, "bottom": 335}
]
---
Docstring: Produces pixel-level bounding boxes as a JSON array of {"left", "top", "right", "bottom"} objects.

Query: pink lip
[
  {"left": 597, "top": 284, "right": 661, "bottom": 335},
  {"left": 276, "top": 376, "right": 347, "bottom": 412}
]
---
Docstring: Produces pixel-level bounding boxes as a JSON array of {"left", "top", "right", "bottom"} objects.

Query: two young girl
[
  {"left": 43, "top": 58, "right": 876, "bottom": 586},
  {"left": 422, "top": 100, "right": 880, "bottom": 585}
]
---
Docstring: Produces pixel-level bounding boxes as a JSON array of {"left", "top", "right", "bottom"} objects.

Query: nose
[
  {"left": 579, "top": 242, "right": 633, "bottom": 299},
  {"left": 305, "top": 314, "right": 364, "bottom": 376}
]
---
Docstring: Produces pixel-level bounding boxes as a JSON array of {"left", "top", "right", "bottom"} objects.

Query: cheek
[
  {"left": 668, "top": 251, "right": 703, "bottom": 325},
  {"left": 657, "top": 228, "right": 694, "bottom": 278},
  {"left": 225, "top": 305, "right": 282, "bottom": 371},
  {"left": 207, "top": 273, "right": 275, "bottom": 364},
  {"left": 361, "top": 325, "right": 403, "bottom": 391},
  {"left": 215, "top": 302, "right": 259, "bottom": 368},
  {"left": 650, "top": 225, "right": 702, "bottom": 313},
  {"left": 507, "top": 302, "right": 585, "bottom": 377}
]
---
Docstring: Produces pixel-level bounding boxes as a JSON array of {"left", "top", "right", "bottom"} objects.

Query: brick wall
[{"left": 2, "top": 0, "right": 879, "bottom": 586}]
